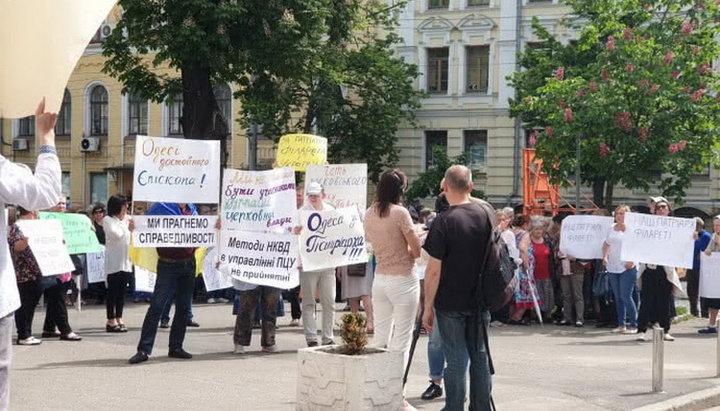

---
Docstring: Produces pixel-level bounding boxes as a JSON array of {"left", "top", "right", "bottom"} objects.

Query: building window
[
  {"left": 18, "top": 116, "right": 34, "bottom": 137},
  {"left": 90, "top": 85, "right": 108, "bottom": 136},
  {"left": 55, "top": 89, "right": 71, "bottom": 136},
  {"left": 466, "top": 46, "right": 490, "bottom": 93},
  {"left": 90, "top": 173, "right": 107, "bottom": 204},
  {"left": 427, "top": 48, "right": 449, "bottom": 94},
  {"left": 425, "top": 130, "right": 448, "bottom": 169},
  {"left": 428, "top": 0, "right": 449, "bottom": 9},
  {"left": 468, "top": 0, "right": 490, "bottom": 5},
  {"left": 214, "top": 84, "right": 232, "bottom": 130},
  {"left": 464, "top": 130, "right": 488, "bottom": 172},
  {"left": 168, "top": 93, "right": 183, "bottom": 136},
  {"left": 127, "top": 92, "right": 148, "bottom": 135}
]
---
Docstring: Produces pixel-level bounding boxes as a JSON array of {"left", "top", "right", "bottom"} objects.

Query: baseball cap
[
  {"left": 649, "top": 196, "right": 668, "bottom": 204},
  {"left": 306, "top": 182, "right": 323, "bottom": 196}
]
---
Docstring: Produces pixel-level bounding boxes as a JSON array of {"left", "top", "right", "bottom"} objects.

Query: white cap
[{"left": 306, "top": 182, "right": 323, "bottom": 195}]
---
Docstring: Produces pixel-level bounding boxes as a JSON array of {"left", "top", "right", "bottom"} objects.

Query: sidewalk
[{"left": 9, "top": 301, "right": 720, "bottom": 410}]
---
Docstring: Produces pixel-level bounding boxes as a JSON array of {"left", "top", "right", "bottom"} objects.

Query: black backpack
[{"left": 476, "top": 203, "right": 518, "bottom": 312}]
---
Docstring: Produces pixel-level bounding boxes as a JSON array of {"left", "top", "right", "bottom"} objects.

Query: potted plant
[{"left": 296, "top": 313, "right": 403, "bottom": 410}]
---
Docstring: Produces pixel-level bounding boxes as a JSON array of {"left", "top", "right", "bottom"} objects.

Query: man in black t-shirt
[{"left": 422, "top": 165, "right": 493, "bottom": 411}]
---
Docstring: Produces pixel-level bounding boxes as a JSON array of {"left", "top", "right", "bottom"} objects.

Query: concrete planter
[{"left": 296, "top": 346, "right": 403, "bottom": 410}]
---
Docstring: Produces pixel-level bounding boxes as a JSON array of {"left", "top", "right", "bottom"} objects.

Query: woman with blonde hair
[{"left": 602, "top": 205, "right": 638, "bottom": 334}]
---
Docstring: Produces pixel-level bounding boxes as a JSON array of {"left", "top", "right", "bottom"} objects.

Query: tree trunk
[
  {"left": 604, "top": 183, "right": 614, "bottom": 211},
  {"left": 592, "top": 178, "right": 605, "bottom": 208}
]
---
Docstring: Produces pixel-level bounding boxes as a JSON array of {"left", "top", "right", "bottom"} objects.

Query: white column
[{"left": 497, "top": 0, "right": 519, "bottom": 108}]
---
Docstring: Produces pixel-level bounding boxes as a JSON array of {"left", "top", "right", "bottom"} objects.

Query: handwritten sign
[
  {"left": 202, "top": 247, "right": 233, "bottom": 292},
  {"left": 559, "top": 215, "right": 614, "bottom": 259},
  {"left": 218, "top": 231, "right": 299, "bottom": 288},
  {"left": 133, "top": 266, "right": 156, "bottom": 293},
  {"left": 39, "top": 212, "right": 103, "bottom": 254},
  {"left": 305, "top": 164, "right": 368, "bottom": 209},
  {"left": 133, "top": 135, "right": 220, "bottom": 203},
  {"left": 621, "top": 212, "right": 695, "bottom": 268},
  {"left": 86, "top": 250, "right": 105, "bottom": 284},
  {"left": 221, "top": 168, "right": 296, "bottom": 233},
  {"left": 132, "top": 215, "right": 217, "bottom": 248},
  {"left": 15, "top": 219, "right": 75, "bottom": 276},
  {"left": 298, "top": 206, "right": 368, "bottom": 271},
  {"left": 700, "top": 253, "right": 720, "bottom": 298},
  {"left": 276, "top": 134, "right": 327, "bottom": 171}
]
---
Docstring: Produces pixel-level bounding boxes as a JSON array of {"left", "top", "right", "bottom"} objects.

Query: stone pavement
[{"left": 9, "top": 301, "right": 720, "bottom": 410}]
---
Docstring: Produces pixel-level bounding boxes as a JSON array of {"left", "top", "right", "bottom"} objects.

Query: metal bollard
[
  {"left": 716, "top": 318, "right": 720, "bottom": 377},
  {"left": 652, "top": 326, "right": 664, "bottom": 393}
]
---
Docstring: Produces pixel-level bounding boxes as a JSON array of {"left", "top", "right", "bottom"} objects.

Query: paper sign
[
  {"left": 202, "top": 247, "right": 233, "bottom": 292},
  {"left": 276, "top": 134, "right": 327, "bottom": 171},
  {"left": 298, "top": 207, "right": 368, "bottom": 271},
  {"left": 305, "top": 164, "right": 368, "bottom": 209},
  {"left": 621, "top": 212, "right": 695, "bottom": 268},
  {"left": 0, "top": 0, "right": 117, "bottom": 118},
  {"left": 15, "top": 219, "right": 75, "bottom": 276},
  {"left": 221, "top": 168, "right": 297, "bottom": 233},
  {"left": 559, "top": 215, "right": 614, "bottom": 259},
  {"left": 700, "top": 253, "right": 720, "bottom": 298},
  {"left": 133, "top": 266, "right": 156, "bottom": 293},
  {"left": 40, "top": 212, "right": 103, "bottom": 254},
  {"left": 218, "top": 231, "right": 299, "bottom": 288},
  {"left": 132, "top": 215, "right": 217, "bottom": 248},
  {"left": 86, "top": 250, "right": 105, "bottom": 284},
  {"left": 133, "top": 135, "right": 220, "bottom": 203}
]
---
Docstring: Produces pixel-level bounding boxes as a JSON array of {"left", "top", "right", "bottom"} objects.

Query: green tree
[
  {"left": 405, "top": 147, "right": 484, "bottom": 206},
  {"left": 509, "top": 0, "right": 720, "bottom": 207}
]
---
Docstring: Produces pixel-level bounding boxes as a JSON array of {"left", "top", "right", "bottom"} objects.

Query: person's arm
[
  {"left": 602, "top": 242, "right": 610, "bottom": 267},
  {"left": 404, "top": 229, "right": 421, "bottom": 259},
  {"left": 422, "top": 256, "right": 441, "bottom": 333},
  {"left": 518, "top": 233, "right": 530, "bottom": 271}
]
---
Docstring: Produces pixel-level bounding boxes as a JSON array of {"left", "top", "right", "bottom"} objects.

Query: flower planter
[{"left": 296, "top": 345, "right": 403, "bottom": 410}]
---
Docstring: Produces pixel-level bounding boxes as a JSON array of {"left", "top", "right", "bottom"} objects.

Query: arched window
[
  {"left": 213, "top": 84, "right": 232, "bottom": 130},
  {"left": 167, "top": 93, "right": 183, "bottom": 136},
  {"left": 90, "top": 85, "right": 108, "bottom": 136},
  {"left": 128, "top": 92, "right": 148, "bottom": 135},
  {"left": 55, "top": 89, "right": 71, "bottom": 136}
]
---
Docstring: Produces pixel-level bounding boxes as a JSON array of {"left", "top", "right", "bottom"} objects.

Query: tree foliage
[
  {"left": 405, "top": 147, "right": 484, "bottom": 205},
  {"left": 509, "top": 0, "right": 720, "bottom": 206}
]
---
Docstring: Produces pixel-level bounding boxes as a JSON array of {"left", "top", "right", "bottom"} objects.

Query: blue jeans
[
  {"left": 160, "top": 282, "right": 194, "bottom": 323},
  {"left": 137, "top": 260, "right": 195, "bottom": 355},
  {"left": 436, "top": 309, "right": 492, "bottom": 411},
  {"left": 608, "top": 268, "right": 638, "bottom": 328},
  {"left": 428, "top": 312, "right": 445, "bottom": 381}
]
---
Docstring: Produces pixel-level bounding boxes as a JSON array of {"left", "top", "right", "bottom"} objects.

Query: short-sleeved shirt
[
  {"left": 364, "top": 204, "right": 416, "bottom": 275},
  {"left": 605, "top": 225, "right": 629, "bottom": 273},
  {"left": 423, "top": 203, "right": 491, "bottom": 312}
]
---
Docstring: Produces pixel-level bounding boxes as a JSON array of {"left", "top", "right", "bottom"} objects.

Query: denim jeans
[
  {"left": 608, "top": 268, "right": 638, "bottom": 328},
  {"left": 160, "top": 279, "right": 194, "bottom": 322},
  {"left": 137, "top": 260, "right": 195, "bottom": 355},
  {"left": 436, "top": 309, "right": 492, "bottom": 411},
  {"left": 427, "top": 312, "right": 445, "bottom": 381}
]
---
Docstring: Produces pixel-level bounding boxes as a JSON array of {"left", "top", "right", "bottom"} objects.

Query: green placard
[{"left": 39, "top": 212, "right": 103, "bottom": 255}]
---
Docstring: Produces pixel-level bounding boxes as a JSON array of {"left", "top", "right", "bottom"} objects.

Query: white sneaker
[
  {"left": 289, "top": 319, "right": 299, "bottom": 327},
  {"left": 664, "top": 333, "right": 675, "bottom": 341},
  {"left": 217, "top": 297, "right": 230, "bottom": 304},
  {"left": 207, "top": 298, "right": 217, "bottom": 304},
  {"left": 17, "top": 336, "right": 41, "bottom": 345},
  {"left": 636, "top": 331, "right": 650, "bottom": 342},
  {"left": 233, "top": 344, "right": 245, "bottom": 354},
  {"left": 611, "top": 326, "right": 626, "bottom": 333},
  {"left": 622, "top": 327, "right": 638, "bottom": 334}
]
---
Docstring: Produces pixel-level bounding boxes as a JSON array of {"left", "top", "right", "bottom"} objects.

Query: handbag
[
  {"left": 592, "top": 270, "right": 611, "bottom": 298},
  {"left": 346, "top": 263, "right": 366, "bottom": 277}
]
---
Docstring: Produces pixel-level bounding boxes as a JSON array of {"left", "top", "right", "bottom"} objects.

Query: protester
[
  {"left": 509, "top": 214, "right": 537, "bottom": 325},
  {"left": 529, "top": 216, "right": 555, "bottom": 322},
  {"left": 699, "top": 216, "right": 720, "bottom": 334},
  {"left": 103, "top": 195, "right": 132, "bottom": 332},
  {"left": 232, "top": 273, "right": 281, "bottom": 354},
  {"left": 556, "top": 221, "right": 586, "bottom": 327},
  {"left": 602, "top": 205, "right": 638, "bottom": 334},
  {"left": 339, "top": 262, "right": 374, "bottom": 334},
  {"left": 688, "top": 217, "right": 711, "bottom": 318},
  {"left": 129, "top": 202, "right": 197, "bottom": 364},
  {"left": 86, "top": 202, "right": 108, "bottom": 305},
  {"left": 422, "top": 165, "right": 493, "bottom": 411},
  {"left": 489, "top": 208, "right": 517, "bottom": 327}
]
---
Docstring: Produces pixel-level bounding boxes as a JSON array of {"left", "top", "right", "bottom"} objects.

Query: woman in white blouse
[{"left": 103, "top": 195, "right": 133, "bottom": 332}]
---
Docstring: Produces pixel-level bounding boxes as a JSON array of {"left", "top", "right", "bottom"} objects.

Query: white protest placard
[
  {"left": 86, "top": 249, "right": 105, "bottom": 284},
  {"left": 133, "top": 266, "right": 157, "bottom": 293},
  {"left": 218, "top": 231, "right": 299, "bottom": 288},
  {"left": 298, "top": 206, "right": 368, "bottom": 271},
  {"left": 621, "top": 212, "right": 695, "bottom": 268},
  {"left": 305, "top": 164, "right": 368, "bottom": 210},
  {"left": 559, "top": 215, "right": 614, "bottom": 259},
  {"left": 133, "top": 135, "right": 220, "bottom": 203},
  {"left": 202, "top": 247, "right": 233, "bottom": 292},
  {"left": 700, "top": 253, "right": 720, "bottom": 298},
  {"left": 221, "top": 168, "right": 296, "bottom": 233},
  {"left": 132, "top": 215, "right": 217, "bottom": 248},
  {"left": 15, "top": 219, "right": 75, "bottom": 276}
]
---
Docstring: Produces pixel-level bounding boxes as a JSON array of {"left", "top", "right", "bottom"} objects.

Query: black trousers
[
  {"left": 106, "top": 271, "right": 131, "bottom": 319},
  {"left": 637, "top": 268, "right": 673, "bottom": 333},
  {"left": 43, "top": 282, "right": 72, "bottom": 335},
  {"left": 686, "top": 268, "right": 708, "bottom": 317},
  {"left": 15, "top": 280, "right": 43, "bottom": 340}
]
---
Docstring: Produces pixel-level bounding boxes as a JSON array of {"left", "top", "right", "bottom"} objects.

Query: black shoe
[
  {"left": 168, "top": 348, "right": 193, "bottom": 359},
  {"left": 307, "top": 341, "right": 318, "bottom": 347},
  {"left": 106, "top": 324, "right": 122, "bottom": 333},
  {"left": 128, "top": 351, "right": 149, "bottom": 364},
  {"left": 186, "top": 320, "right": 200, "bottom": 327},
  {"left": 421, "top": 381, "right": 443, "bottom": 400},
  {"left": 159, "top": 320, "right": 170, "bottom": 329}
]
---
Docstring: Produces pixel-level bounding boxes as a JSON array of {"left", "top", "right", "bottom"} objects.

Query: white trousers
[
  {"left": 300, "top": 270, "right": 336, "bottom": 344},
  {"left": 372, "top": 273, "right": 420, "bottom": 369}
]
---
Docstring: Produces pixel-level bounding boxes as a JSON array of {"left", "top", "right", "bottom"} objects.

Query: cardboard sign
[
  {"left": 221, "top": 168, "right": 297, "bottom": 233},
  {"left": 133, "top": 265, "right": 156, "bottom": 293},
  {"left": 133, "top": 135, "right": 220, "bottom": 203},
  {"left": 276, "top": 134, "right": 327, "bottom": 171},
  {"left": 132, "top": 215, "right": 217, "bottom": 248},
  {"left": 86, "top": 250, "right": 105, "bottom": 284},
  {"left": 559, "top": 215, "right": 614, "bottom": 259},
  {"left": 305, "top": 164, "right": 368, "bottom": 209},
  {"left": 202, "top": 247, "right": 233, "bottom": 292},
  {"left": 40, "top": 212, "right": 103, "bottom": 254},
  {"left": 298, "top": 206, "right": 368, "bottom": 271},
  {"left": 218, "top": 231, "right": 299, "bottom": 288},
  {"left": 700, "top": 253, "right": 720, "bottom": 298},
  {"left": 621, "top": 212, "right": 695, "bottom": 268},
  {"left": 15, "top": 219, "right": 75, "bottom": 276}
]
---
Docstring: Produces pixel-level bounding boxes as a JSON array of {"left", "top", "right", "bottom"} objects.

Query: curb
[{"left": 630, "top": 386, "right": 720, "bottom": 411}]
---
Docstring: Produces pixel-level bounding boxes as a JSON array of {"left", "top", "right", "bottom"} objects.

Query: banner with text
[
  {"left": 298, "top": 207, "right": 368, "bottom": 271},
  {"left": 276, "top": 134, "right": 327, "bottom": 171},
  {"left": 700, "top": 253, "right": 720, "bottom": 298},
  {"left": 621, "top": 212, "right": 695, "bottom": 268},
  {"left": 221, "top": 167, "right": 296, "bottom": 233},
  {"left": 16, "top": 219, "right": 75, "bottom": 276},
  {"left": 218, "top": 231, "right": 299, "bottom": 288},
  {"left": 305, "top": 164, "right": 368, "bottom": 210},
  {"left": 559, "top": 215, "right": 614, "bottom": 259},
  {"left": 133, "top": 266, "right": 156, "bottom": 293},
  {"left": 86, "top": 250, "right": 105, "bottom": 284},
  {"left": 132, "top": 215, "right": 218, "bottom": 248},
  {"left": 202, "top": 247, "right": 233, "bottom": 292},
  {"left": 40, "top": 212, "right": 103, "bottom": 254},
  {"left": 133, "top": 135, "right": 220, "bottom": 203}
]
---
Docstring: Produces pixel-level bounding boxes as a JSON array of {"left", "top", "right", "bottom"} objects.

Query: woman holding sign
[
  {"left": 699, "top": 216, "right": 720, "bottom": 334},
  {"left": 103, "top": 195, "right": 132, "bottom": 333},
  {"left": 602, "top": 205, "right": 639, "bottom": 334}
]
